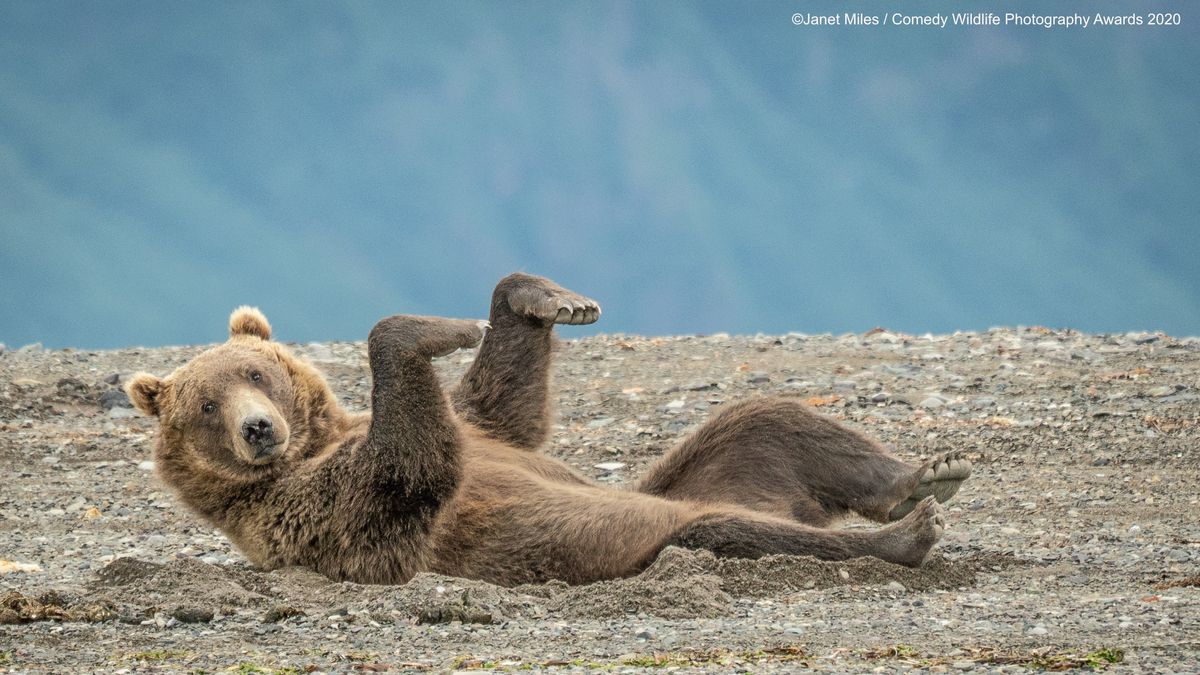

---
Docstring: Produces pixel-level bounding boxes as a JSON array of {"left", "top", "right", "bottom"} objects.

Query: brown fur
[{"left": 128, "top": 273, "right": 960, "bottom": 586}]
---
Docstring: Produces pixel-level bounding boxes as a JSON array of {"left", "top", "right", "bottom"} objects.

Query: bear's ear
[
  {"left": 229, "top": 306, "right": 272, "bottom": 340},
  {"left": 126, "top": 373, "right": 166, "bottom": 417}
]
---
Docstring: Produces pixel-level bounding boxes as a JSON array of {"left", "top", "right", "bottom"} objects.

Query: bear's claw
[{"left": 889, "top": 451, "right": 972, "bottom": 521}]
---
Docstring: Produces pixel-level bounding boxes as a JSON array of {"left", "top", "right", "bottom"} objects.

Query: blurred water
[{"left": 1, "top": 1, "right": 1196, "bottom": 348}]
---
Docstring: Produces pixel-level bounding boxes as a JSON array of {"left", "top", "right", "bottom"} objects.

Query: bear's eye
[
  {"left": 202, "top": 402, "right": 217, "bottom": 414},
  {"left": 249, "top": 371, "right": 262, "bottom": 382}
]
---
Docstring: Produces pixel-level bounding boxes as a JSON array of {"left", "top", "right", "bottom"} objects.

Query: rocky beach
[{"left": 1, "top": 327, "right": 1197, "bottom": 672}]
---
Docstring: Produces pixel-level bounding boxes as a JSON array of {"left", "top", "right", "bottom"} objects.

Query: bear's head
[{"left": 126, "top": 307, "right": 344, "bottom": 481}]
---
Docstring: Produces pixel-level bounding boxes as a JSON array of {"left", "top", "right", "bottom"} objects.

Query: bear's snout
[
  {"left": 228, "top": 387, "right": 290, "bottom": 464},
  {"left": 241, "top": 415, "right": 276, "bottom": 454}
]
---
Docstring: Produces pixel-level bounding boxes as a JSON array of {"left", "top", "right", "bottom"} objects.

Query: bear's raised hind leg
[
  {"left": 452, "top": 272, "right": 599, "bottom": 449},
  {"left": 637, "top": 398, "right": 968, "bottom": 526}
]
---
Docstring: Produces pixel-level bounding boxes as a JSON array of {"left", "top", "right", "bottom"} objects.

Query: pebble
[
  {"left": 593, "top": 462, "right": 626, "bottom": 472},
  {"left": 99, "top": 389, "right": 132, "bottom": 410},
  {"left": 172, "top": 606, "right": 214, "bottom": 623},
  {"left": 263, "top": 605, "right": 306, "bottom": 622},
  {"left": 919, "top": 396, "right": 945, "bottom": 409}
]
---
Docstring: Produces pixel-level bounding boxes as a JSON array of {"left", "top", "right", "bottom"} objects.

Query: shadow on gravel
[{"left": 4, "top": 547, "right": 1030, "bottom": 625}]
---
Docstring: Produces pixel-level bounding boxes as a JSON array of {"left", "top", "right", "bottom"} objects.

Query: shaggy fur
[{"left": 127, "top": 273, "right": 969, "bottom": 586}]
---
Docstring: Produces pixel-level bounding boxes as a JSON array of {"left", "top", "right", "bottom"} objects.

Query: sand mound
[
  {"left": 90, "top": 557, "right": 269, "bottom": 613},
  {"left": 60, "top": 547, "right": 1022, "bottom": 624}
]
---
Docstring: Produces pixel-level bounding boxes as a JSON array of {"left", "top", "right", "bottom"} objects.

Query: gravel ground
[{"left": 1, "top": 327, "right": 1197, "bottom": 673}]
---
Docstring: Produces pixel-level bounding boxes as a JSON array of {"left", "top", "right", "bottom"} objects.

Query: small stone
[
  {"left": 635, "top": 628, "right": 655, "bottom": 640},
  {"left": 838, "top": 569, "right": 850, "bottom": 580},
  {"left": 417, "top": 604, "right": 492, "bottom": 625},
  {"left": 870, "top": 392, "right": 889, "bottom": 403},
  {"left": 262, "top": 605, "right": 306, "bottom": 622},
  {"left": 593, "top": 462, "right": 626, "bottom": 472},
  {"left": 919, "top": 397, "right": 945, "bottom": 409},
  {"left": 138, "top": 460, "right": 155, "bottom": 471},
  {"left": 56, "top": 377, "right": 89, "bottom": 395},
  {"left": 103, "top": 373, "right": 121, "bottom": 385},
  {"left": 747, "top": 372, "right": 770, "bottom": 384},
  {"left": 99, "top": 389, "right": 132, "bottom": 410},
  {"left": 1028, "top": 625, "right": 1048, "bottom": 636},
  {"left": 885, "top": 581, "right": 906, "bottom": 593},
  {"left": 664, "top": 399, "right": 686, "bottom": 410},
  {"left": 585, "top": 417, "right": 614, "bottom": 429},
  {"left": 171, "top": 606, "right": 214, "bottom": 623},
  {"left": 41, "top": 456, "right": 60, "bottom": 465},
  {"left": 108, "top": 407, "right": 138, "bottom": 419}
]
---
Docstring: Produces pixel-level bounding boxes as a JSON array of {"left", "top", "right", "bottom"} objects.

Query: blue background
[{"left": 1, "top": 1, "right": 1196, "bottom": 348}]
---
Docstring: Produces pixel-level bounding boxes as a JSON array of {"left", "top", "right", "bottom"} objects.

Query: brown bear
[{"left": 126, "top": 273, "right": 971, "bottom": 586}]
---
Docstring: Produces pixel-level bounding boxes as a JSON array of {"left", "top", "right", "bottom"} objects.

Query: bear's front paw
[
  {"left": 429, "top": 319, "right": 489, "bottom": 357},
  {"left": 369, "top": 315, "right": 488, "bottom": 358}
]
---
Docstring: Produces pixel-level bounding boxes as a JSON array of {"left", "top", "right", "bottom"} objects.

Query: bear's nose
[{"left": 241, "top": 416, "right": 275, "bottom": 446}]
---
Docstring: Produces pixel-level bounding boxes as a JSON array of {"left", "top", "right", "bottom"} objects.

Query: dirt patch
[
  {"left": 42, "top": 546, "right": 1016, "bottom": 625},
  {"left": 714, "top": 549, "right": 1028, "bottom": 597}
]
